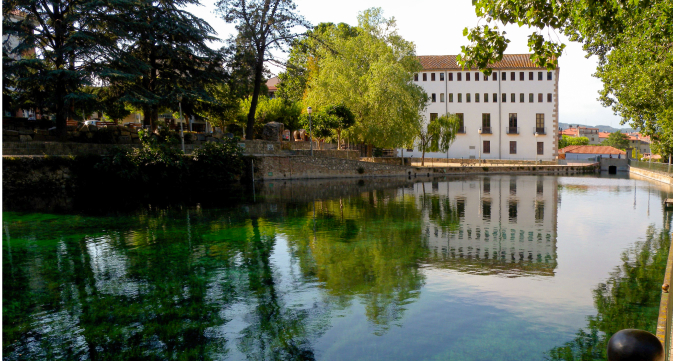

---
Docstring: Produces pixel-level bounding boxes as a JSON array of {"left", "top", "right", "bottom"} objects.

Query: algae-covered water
[{"left": 3, "top": 175, "right": 671, "bottom": 360}]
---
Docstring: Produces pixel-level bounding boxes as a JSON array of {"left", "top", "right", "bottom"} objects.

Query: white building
[{"left": 402, "top": 54, "right": 559, "bottom": 161}]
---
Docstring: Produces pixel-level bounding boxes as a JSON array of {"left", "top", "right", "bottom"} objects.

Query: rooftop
[
  {"left": 418, "top": 54, "right": 548, "bottom": 70},
  {"left": 559, "top": 145, "right": 626, "bottom": 155}
]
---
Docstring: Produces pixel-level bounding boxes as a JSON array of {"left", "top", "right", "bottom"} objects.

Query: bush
[{"left": 191, "top": 139, "right": 245, "bottom": 184}]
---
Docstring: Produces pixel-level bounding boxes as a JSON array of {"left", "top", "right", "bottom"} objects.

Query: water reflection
[
  {"left": 4, "top": 175, "right": 673, "bottom": 361},
  {"left": 421, "top": 176, "right": 558, "bottom": 277}
]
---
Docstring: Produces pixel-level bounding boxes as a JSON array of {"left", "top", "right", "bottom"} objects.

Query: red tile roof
[
  {"left": 418, "top": 54, "right": 547, "bottom": 70},
  {"left": 559, "top": 145, "right": 626, "bottom": 155},
  {"left": 598, "top": 132, "right": 610, "bottom": 138},
  {"left": 266, "top": 77, "right": 280, "bottom": 91}
]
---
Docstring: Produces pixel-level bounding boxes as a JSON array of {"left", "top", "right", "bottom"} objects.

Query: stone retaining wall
[
  {"left": 629, "top": 166, "right": 673, "bottom": 185},
  {"left": 252, "top": 155, "right": 598, "bottom": 180},
  {"left": 292, "top": 149, "right": 360, "bottom": 159}
]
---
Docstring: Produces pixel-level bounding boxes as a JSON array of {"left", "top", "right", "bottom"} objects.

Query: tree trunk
[
  {"left": 422, "top": 148, "right": 426, "bottom": 166},
  {"left": 246, "top": 49, "right": 266, "bottom": 140},
  {"left": 337, "top": 130, "right": 341, "bottom": 150}
]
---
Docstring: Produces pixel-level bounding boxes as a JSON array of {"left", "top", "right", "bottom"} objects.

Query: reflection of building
[{"left": 414, "top": 176, "right": 558, "bottom": 276}]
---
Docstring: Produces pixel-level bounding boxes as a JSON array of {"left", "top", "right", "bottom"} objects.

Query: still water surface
[{"left": 3, "top": 175, "right": 672, "bottom": 360}]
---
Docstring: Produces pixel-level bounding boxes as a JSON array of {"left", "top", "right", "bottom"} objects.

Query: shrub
[{"left": 191, "top": 139, "right": 245, "bottom": 184}]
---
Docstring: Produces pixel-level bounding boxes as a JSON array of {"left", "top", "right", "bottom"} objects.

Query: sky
[{"left": 185, "top": 0, "right": 625, "bottom": 128}]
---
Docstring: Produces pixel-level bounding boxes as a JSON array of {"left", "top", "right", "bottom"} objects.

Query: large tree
[
  {"left": 2, "top": 0, "right": 121, "bottom": 135},
  {"left": 458, "top": 0, "right": 673, "bottom": 153},
  {"left": 416, "top": 113, "right": 460, "bottom": 166},
  {"left": 601, "top": 131, "right": 629, "bottom": 150},
  {"left": 107, "top": 0, "right": 226, "bottom": 130},
  {"left": 216, "top": 0, "right": 310, "bottom": 140},
  {"left": 302, "top": 8, "right": 426, "bottom": 155}
]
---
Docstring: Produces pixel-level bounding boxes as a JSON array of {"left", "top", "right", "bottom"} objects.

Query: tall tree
[
  {"left": 107, "top": 0, "right": 226, "bottom": 130},
  {"left": 601, "top": 131, "right": 629, "bottom": 150},
  {"left": 303, "top": 8, "right": 426, "bottom": 155},
  {"left": 2, "top": 1, "right": 120, "bottom": 135},
  {"left": 216, "top": 0, "right": 310, "bottom": 140}
]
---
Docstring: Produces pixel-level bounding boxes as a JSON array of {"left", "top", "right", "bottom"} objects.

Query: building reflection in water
[{"left": 409, "top": 175, "right": 558, "bottom": 276}]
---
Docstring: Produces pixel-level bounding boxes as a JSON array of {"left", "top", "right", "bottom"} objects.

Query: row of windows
[
  {"left": 481, "top": 141, "right": 545, "bottom": 155},
  {"left": 431, "top": 92, "right": 553, "bottom": 103},
  {"left": 429, "top": 113, "right": 545, "bottom": 133},
  {"left": 415, "top": 71, "right": 553, "bottom": 82}
]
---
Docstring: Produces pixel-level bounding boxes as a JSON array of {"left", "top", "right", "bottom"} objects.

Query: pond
[{"left": 3, "top": 174, "right": 672, "bottom": 361}]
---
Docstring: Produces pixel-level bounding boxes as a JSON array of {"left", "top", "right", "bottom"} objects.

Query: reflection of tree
[
  {"left": 280, "top": 191, "right": 428, "bottom": 333},
  {"left": 237, "top": 218, "right": 317, "bottom": 360},
  {"left": 546, "top": 225, "right": 670, "bottom": 360},
  {"left": 424, "top": 193, "right": 460, "bottom": 232}
]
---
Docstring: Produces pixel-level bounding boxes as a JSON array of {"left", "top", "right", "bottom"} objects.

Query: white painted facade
[{"left": 401, "top": 55, "right": 559, "bottom": 161}]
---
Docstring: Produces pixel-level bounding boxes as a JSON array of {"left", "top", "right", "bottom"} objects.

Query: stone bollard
[{"left": 607, "top": 329, "right": 664, "bottom": 361}]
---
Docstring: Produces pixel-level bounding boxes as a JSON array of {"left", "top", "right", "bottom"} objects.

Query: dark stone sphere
[{"left": 607, "top": 329, "right": 664, "bottom": 361}]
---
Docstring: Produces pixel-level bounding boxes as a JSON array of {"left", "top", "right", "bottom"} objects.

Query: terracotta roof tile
[
  {"left": 418, "top": 54, "right": 547, "bottom": 70},
  {"left": 559, "top": 145, "right": 626, "bottom": 155}
]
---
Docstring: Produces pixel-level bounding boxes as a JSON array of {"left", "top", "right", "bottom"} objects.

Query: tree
[
  {"left": 416, "top": 114, "right": 460, "bottom": 166},
  {"left": 2, "top": 1, "right": 121, "bottom": 135},
  {"left": 216, "top": 0, "right": 310, "bottom": 140},
  {"left": 305, "top": 104, "right": 355, "bottom": 149},
  {"left": 602, "top": 131, "right": 629, "bottom": 150},
  {"left": 106, "top": 0, "right": 226, "bottom": 130},
  {"left": 303, "top": 8, "right": 426, "bottom": 155},
  {"left": 458, "top": 0, "right": 673, "bottom": 156},
  {"left": 558, "top": 135, "right": 589, "bottom": 150}
]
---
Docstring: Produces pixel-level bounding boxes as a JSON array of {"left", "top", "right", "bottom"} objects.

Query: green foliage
[
  {"left": 601, "top": 131, "right": 629, "bottom": 150},
  {"left": 192, "top": 139, "right": 245, "bottom": 184},
  {"left": 558, "top": 135, "right": 589, "bottom": 149},
  {"left": 297, "top": 9, "right": 426, "bottom": 149},
  {"left": 217, "top": 0, "right": 310, "bottom": 140},
  {"left": 239, "top": 96, "right": 303, "bottom": 137},
  {"left": 416, "top": 113, "right": 460, "bottom": 166}
]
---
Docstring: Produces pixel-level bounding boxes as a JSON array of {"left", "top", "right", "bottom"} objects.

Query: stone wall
[
  {"left": 360, "top": 157, "right": 410, "bottom": 166},
  {"left": 251, "top": 155, "right": 598, "bottom": 181},
  {"left": 629, "top": 166, "right": 673, "bottom": 185},
  {"left": 292, "top": 149, "right": 360, "bottom": 159}
]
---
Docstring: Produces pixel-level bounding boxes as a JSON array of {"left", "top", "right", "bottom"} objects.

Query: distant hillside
[{"left": 559, "top": 122, "right": 637, "bottom": 133}]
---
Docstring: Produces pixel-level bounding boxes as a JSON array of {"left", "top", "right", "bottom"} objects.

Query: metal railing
[
  {"left": 480, "top": 126, "right": 492, "bottom": 134},
  {"left": 506, "top": 127, "right": 519, "bottom": 134},
  {"left": 457, "top": 126, "right": 466, "bottom": 134},
  {"left": 535, "top": 127, "right": 546, "bottom": 135},
  {"left": 629, "top": 159, "right": 673, "bottom": 175}
]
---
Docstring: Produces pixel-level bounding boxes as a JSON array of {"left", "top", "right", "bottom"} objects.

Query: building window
[
  {"left": 440, "top": 93, "right": 445, "bottom": 102},
  {"left": 493, "top": 72, "right": 498, "bottom": 81},
  {"left": 509, "top": 113, "right": 517, "bottom": 128},
  {"left": 475, "top": 93, "right": 480, "bottom": 102},
  {"left": 414, "top": 74, "right": 418, "bottom": 81},
  {"left": 466, "top": 72, "right": 471, "bottom": 81},
  {"left": 547, "top": 71, "right": 552, "bottom": 80},
  {"left": 511, "top": 93, "right": 516, "bottom": 103},
  {"left": 475, "top": 72, "right": 480, "bottom": 81},
  {"left": 509, "top": 200, "right": 518, "bottom": 221},
  {"left": 538, "top": 71, "right": 543, "bottom": 80},
  {"left": 423, "top": 73, "right": 427, "bottom": 81},
  {"left": 493, "top": 93, "right": 498, "bottom": 102},
  {"left": 483, "top": 140, "right": 490, "bottom": 154},
  {"left": 484, "top": 74, "right": 489, "bottom": 81},
  {"left": 536, "top": 113, "right": 545, "bottom": 132},
  {"left": 458, "top": 93, "right": 462, "bottom": 102},
  {"left": 430, "top": 113, "right": 438, "bottom": 121},
  {"left": 431, "top": 73, "right": 436, "bottom": 81},
  {"left": 440, "top": 73, "right": 445, "bottom": 81},
  {"left": 537, "top": 142, "right": 544, "bottom": 155},
  {"left": 511, "top": 71, "right": 516, "bottom": 81},
  {"left": 484, "top": 93, "right": 489, "bottom": 102},
  {"left": 482, "top": 113, "right": 491, "bottom": 133},
  {"left": 510, "top": 141, "right": 517, "bottom": 154},
  {"left": 538, "top": 93, "right": 543, "bottom": 102},
  {"left": 529, "top": 71, "right": 534, "bottom": 80},
  {"left": 520, "top": 72, "right": 524, "bottom": 81},
  {"left": 449, "top": 73, "right": 454, "bottom": 81},
  {"left": 467, "top": 93, "right": 471, "bottom": 102},
  {"left": 529, "top": 93, "right": 534, "bottom": 103},
  {"left": 457, "top": 73, "right": 462, "bottom": 81},
  {"left": 501, "top": 93, "right": 506, "bottom": 102},
  {"left": 502, "top": 72, "right": 506, "bottom": 81},
  {"left": 431, "top": 93, "right": 436, "bottom": 102},
  {"left": 520, "top": 93, "right": 524, "bottom": 102},
  {"left": 547, "top": 93, "right": 552, "bottom": 102},
  {"left": 449, "top": 93, "right": 454, "bottom": 102},
  {"left": 456, "top": 113, "right": 464, "bottom": 133}
]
